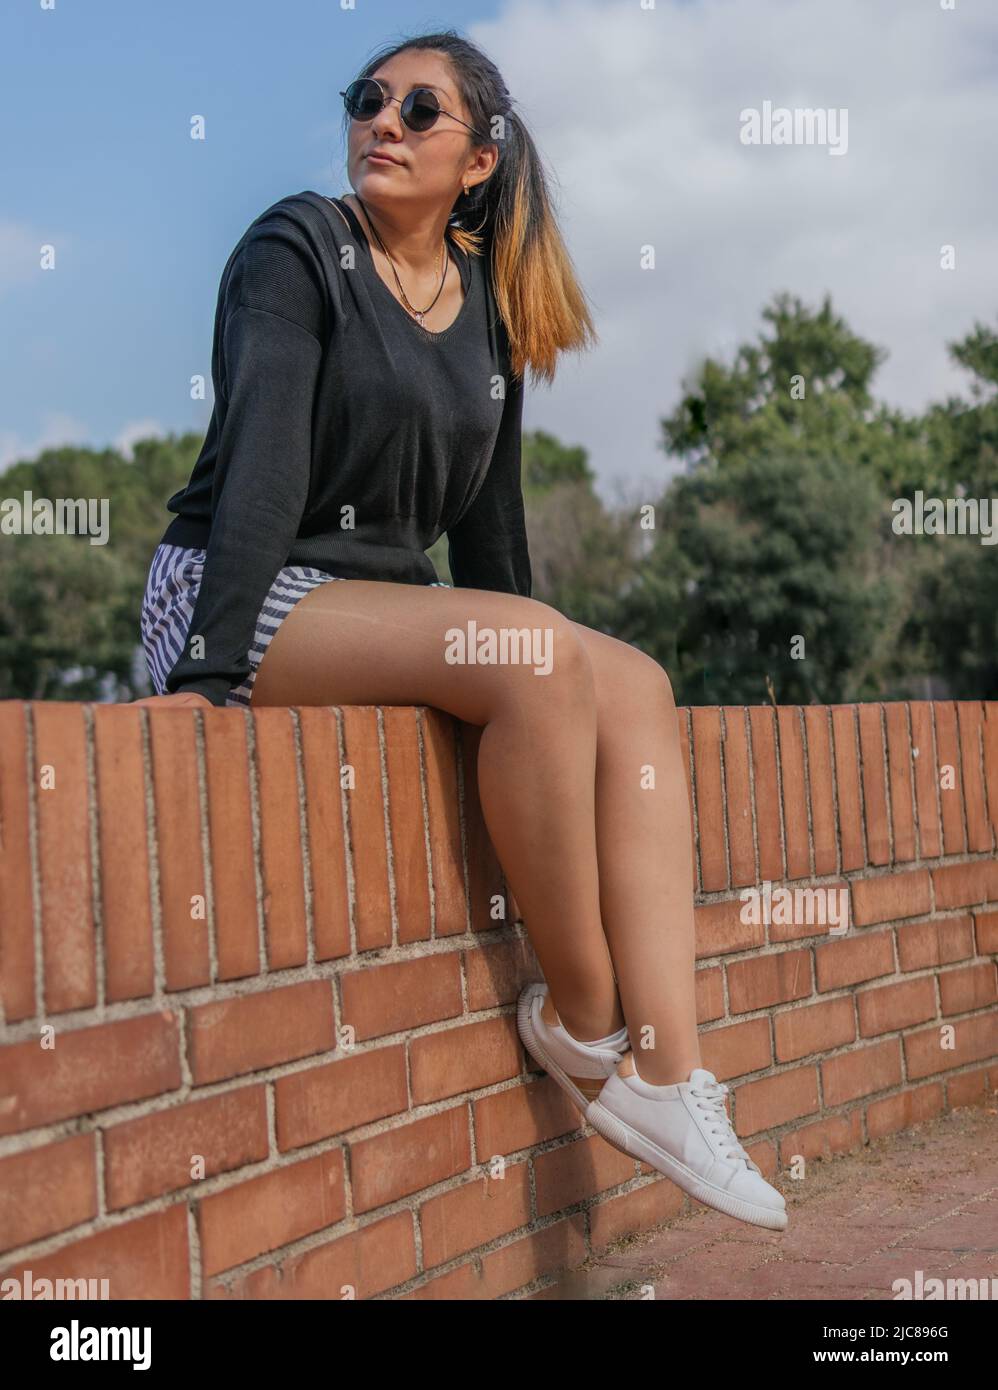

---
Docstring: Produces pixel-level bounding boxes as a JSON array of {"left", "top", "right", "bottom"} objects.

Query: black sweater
[{"left": 159, "top": 190, "right": 532, "bottom": 707}]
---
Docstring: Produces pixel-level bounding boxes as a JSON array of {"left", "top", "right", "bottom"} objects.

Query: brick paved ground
[{"left": 532, "top": 1103, "right": 998, "bottom": 1300}]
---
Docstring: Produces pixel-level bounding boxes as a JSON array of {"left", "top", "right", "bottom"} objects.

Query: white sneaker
[
  {"left": 516, "top": 982, "right": 630, "bottom": 1116},
  {"left": 586, "top": 1062, "right": 788, "bottom": 1231}
]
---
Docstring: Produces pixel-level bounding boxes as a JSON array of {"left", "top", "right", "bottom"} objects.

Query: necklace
[{"left": 353, "top": 193, "right": 449, "bottom": 326}]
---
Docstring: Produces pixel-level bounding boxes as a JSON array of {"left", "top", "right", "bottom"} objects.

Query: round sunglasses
[{"left": 340, "top": 78, "right": 491, "bottom": 143}]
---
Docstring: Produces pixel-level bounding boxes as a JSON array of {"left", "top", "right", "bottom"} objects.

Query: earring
[{"left": 463, "top": 183, "right": 471, "bottom": 196}]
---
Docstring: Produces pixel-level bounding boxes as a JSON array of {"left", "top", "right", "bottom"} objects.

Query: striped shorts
[{"left": 140, "top": 542, "right": 451, "bottom": 708}]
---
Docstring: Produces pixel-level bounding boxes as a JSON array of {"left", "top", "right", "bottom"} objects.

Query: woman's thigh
[{"left": 250, "top": 579, "right": 588, "bottom": 726}]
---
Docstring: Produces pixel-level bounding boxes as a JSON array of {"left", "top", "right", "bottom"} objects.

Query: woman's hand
[{"left": 132, "top": 692, "right": 216, "bottom": 709}]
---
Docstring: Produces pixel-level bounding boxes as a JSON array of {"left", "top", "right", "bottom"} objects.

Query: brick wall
[{"left": 1, "top": 698, "right": 996, "bottom": 1300}]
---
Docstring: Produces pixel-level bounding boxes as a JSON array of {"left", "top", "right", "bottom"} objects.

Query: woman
[{"left": 136, "top": 29, "right": 786, "bottom": 1233}]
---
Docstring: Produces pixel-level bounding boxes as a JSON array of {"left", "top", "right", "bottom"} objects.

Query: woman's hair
[{"left": 341, "top": 29, "right": 597, "bottom": 386}]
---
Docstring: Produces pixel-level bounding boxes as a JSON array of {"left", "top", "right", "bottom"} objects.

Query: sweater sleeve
[
  {"left": 164, "top": 222, "right": 325, "bottom": 706},
  {"left": 446, "top": 368, "right": 532, "bottom": 597}
]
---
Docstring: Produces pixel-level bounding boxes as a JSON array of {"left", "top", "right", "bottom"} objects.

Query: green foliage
[
  {"left": 3, "top": 297, "right": 996, "bottom": 705},
  {"left": 0, "top": 435, "right": 201, "bottom": 700}
]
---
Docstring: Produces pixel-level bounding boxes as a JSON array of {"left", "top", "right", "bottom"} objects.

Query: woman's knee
[{"left": 487, "top": 598, "right": 596, "bottom": 712}]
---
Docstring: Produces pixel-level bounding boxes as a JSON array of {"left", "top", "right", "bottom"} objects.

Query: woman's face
[{"left": 347, "top": 49, "right": 496, "bottom": 211}]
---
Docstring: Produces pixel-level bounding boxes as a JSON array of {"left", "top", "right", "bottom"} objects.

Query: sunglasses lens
[
  {"left": 403, "top": 89, "right": 440, "bottom": 131},
  {"left": 344, "top": 79, "right": 383, "bottom": 120}
]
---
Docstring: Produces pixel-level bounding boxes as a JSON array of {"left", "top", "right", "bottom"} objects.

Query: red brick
[
  {"left": 0, "top": 1204, "right": 189, "bottom": 1299},
  {"left": 692, "top": 707, "right": 726, "bottom": 891},
  {"left": 187, "top": 980, "right": 335, "bottom": 1085},
  {"left": 804, "top": 706, "right": 837, "bottom": 876},
  {"left": 821, "top": 1037, "right": 903, "bottom": 1104},
  {"left": 815, "top": 931, "right": 895, "bottom": 990},
  {"left": 778, "top": 1109, "right": 864, "bottom": 1165},
  {"left": 534, "top": 1132, "right": 635, "bottom": 1216},
  {"left": 984, "top": 704, "right": 998, "bottom": 843},
  {"left": 0, "top": 1133, "right": 96, "bottom": 1252},
  {"left": 957, "top": 702, "right": 993, "bottom": 852},
  {"left": 831, "top": 706, "right": 864, "bottom": 871},
  {"left": 866, "top": 1083, "right": 945, "bottom": 1140},
  {"left": 207, "top": 1209, "right": 415, "bottom": 1301},
  {"left": 694, "top": 897, "right": 764, "bottom": 957},
  {"left": 726, "top": 949, "right": 812, "bottom": 1013},
  {"left": 774, "top": 996, "right": 856, "bottom": 1062},
  {"left": 976, "top": 910, "right": 998, "bottom": 954},
  {"left": 904, "top": 1012, "right": 998, "bottom": 1079},
  {"left": 473, "top": 1075, "right": 580, "bottom": 1160},
  {"left": 203, "top": 709, "right": 258, "bottom": 980},
  {"left": 198, "top": 1148, "right": 346, "bottom": 1276},
  {"left": 420, "top": 708, "right": 466, "bottom": 936},
  {"left": 464, "top": 937, "right": 538, "bottom": 1012},
  {"left": 932, "top": 860, "right": 998, "bottom": 909},
  {"left": 104, "top": 1086, "right": 269, "bottom": 1209},
  {"left": 148, "top": 708, "right": 210, "bottom": 990},
  {"left": 0, "top": 1012, "right": 181, "bottom": 1136},
  {"left": 411, "top": 1016, "right": 521, "bottom": 1104},
  {"left": 253, "top": 707, "right": 307, "bottom": 968},
  {"left": 857, "top": 976, "right": 937, "bottom": 1036},
  {"left": 722, "top": 707, "right": 754, "bottom": 886},
  {"left": 733, "top": 1065, "right": 820, "bottom": 1135},
  {"left": 937, "top": 961, "right": 998, "bottom": 1016},
  {"left": 350, "top": 1106, "right": 472, "bottom": 1214},
  {"left": 374, "top": 708, "right": 429, "bottom": 942},
  {"left": 884, "top": 703, "right": 916, "bottom": 862},
  {"left": 699, "top": 1016, "right": 772, "bottom": 1079},
  {"left": 341, "top": 953, "right": 463, "bottom": 1041},
  {"left": 778, "top": 708, "right": 810, "bottom": 880},
  {"left": 93, "top": 706, "right": 154, "bottom": 1001},
  {"left": 909, "top": 703, "right": 941, "bottom": 858},
  {"left": 0, "top": 702, "right": 35, "bottom": 1021},
  {"left": 850, "top": 869, "right": 931, "bottom": 926},
  {"left": 933, "top": 703, "right": 966, "bottom": 855},
  {"left": 858, "top": 704, "right": 889, "bottom": 865},
  {"left": 298, "top": 707, "right": 350, "bottom": 962},
  {"left": 897, "top": 915, "right": 975, "bottom": 971},
  {"left": 589, "top": 1178, "right": 685, "bottom": 1255},
  {"left": 695, "top": 965, "right": 725, "bottom": 1022},
  {"left": 750, "top": 707, "right": 784, "bottom": 881},
  {"left": 420, "top": 1164, "right": 531, "bottom": 1267},
  {"left": 33, "top": 702, "right": 94, "bottom": 1013},
  {"left": 275, "top": 1045, "right": 408, "bottom": 1150},
  {"left": 410, "top": 1214, "right": 587, "bottom": 1301}
]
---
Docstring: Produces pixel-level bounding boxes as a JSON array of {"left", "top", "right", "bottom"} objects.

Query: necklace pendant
[{"left": 414, "top": 311, "right": 425, "bottom": 326}]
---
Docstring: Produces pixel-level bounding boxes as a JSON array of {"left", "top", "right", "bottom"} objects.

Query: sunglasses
[{"left": 340, "top": 78, "right": 491, "bottom": 142}]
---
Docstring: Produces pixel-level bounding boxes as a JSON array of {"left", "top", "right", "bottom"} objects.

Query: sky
[{"left": 2, "top": 0, "right": 997, "bottom": 509}]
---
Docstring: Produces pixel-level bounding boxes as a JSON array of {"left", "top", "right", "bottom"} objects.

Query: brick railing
[{"left": 1, "top": 699, "right": 996, "bottom": 1300}]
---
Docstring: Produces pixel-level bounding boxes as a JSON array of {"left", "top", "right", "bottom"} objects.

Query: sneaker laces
[{"left": 690, "top": 1079, "right": 761, "bottom": 1173}]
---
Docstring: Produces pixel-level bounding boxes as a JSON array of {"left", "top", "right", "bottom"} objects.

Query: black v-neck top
[{"left": 158, "top": 189, "right": 532, "bottom": 707}]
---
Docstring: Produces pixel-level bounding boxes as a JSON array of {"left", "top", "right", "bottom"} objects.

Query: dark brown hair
[{"left": 341, "top": 29, "right": 598, "bottom": 386}]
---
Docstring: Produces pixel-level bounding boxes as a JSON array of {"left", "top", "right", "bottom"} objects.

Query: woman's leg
[
  {"left": 250, "top": 580, "right": 623, "bottom": 1040},
  {"left": 564, "top": 621, "right": 702, "bottom": 1086}
]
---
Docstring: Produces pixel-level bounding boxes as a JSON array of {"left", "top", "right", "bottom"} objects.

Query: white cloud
[
  {"left": 470, "top": 0, "right": 998, "bottom": 499},
  {"left": 0, "top": 416, "right": 165, "bottom": 472}
]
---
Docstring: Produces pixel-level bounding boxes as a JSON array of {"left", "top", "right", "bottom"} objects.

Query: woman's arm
[
  {"left": 446, "top": 368, "right": 532, "bottom": 597},
  {"left": 163, "top": 217, "right": 326, "bottom": 706}
]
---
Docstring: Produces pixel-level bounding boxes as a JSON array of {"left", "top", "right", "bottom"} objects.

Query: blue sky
[{"left": 2, "top": 0, "right": 997, "bottom": 503}]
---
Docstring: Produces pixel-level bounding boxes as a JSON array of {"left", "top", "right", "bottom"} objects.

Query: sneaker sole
[
  {"left": 586, "top": 1093, "right": 788, "bottom": 1231},
  {"left": 516, "top": 983, "right": 607, "bottom": 1114}
]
